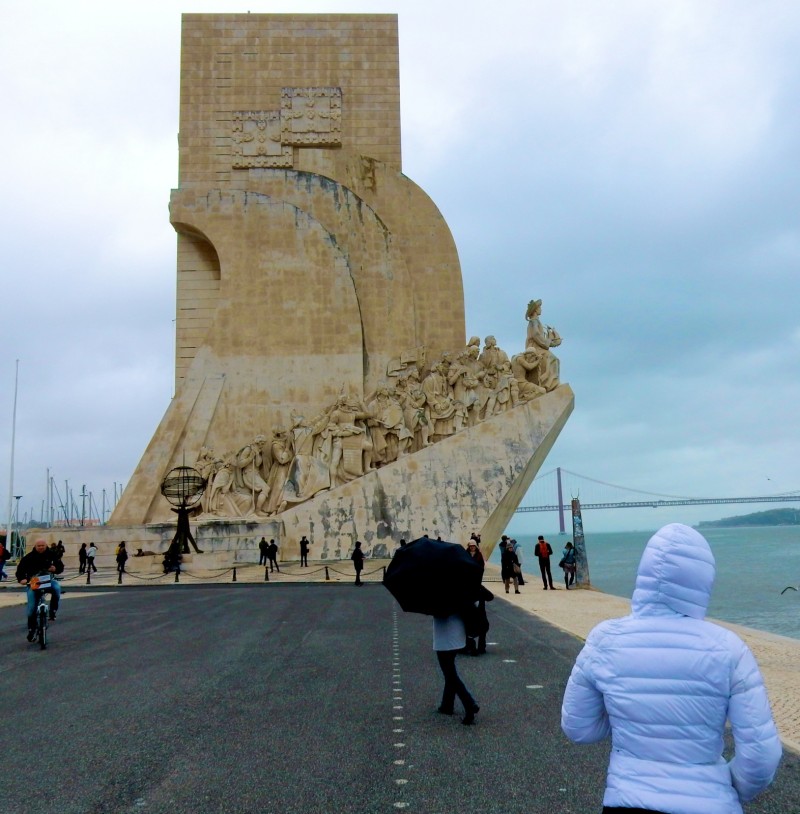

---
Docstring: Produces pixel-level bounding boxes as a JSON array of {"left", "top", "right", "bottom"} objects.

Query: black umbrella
[{"left": 383, "top": 536, "right": 483, "bottom": 617}]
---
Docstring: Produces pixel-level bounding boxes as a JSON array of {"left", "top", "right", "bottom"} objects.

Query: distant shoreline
[{"left": 696, "top": 508, "right": 800, "bottom": 529}]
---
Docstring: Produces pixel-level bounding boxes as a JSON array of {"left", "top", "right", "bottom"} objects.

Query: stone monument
[{"left": 41, "top": 14, "right": 574, "bottom": 563}]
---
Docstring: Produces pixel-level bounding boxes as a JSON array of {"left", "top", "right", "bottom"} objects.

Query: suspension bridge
[{"left": 516, "top": 468, "right": 800, "bottom": 533}]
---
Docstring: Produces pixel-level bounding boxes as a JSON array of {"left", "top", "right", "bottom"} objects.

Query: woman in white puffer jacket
[{"left": 561, "top": 523, "right": 781, "bottom": 814}]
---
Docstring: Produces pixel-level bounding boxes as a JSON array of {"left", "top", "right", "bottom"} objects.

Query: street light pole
[
  {"left": 13, "top": 495, "right": 22, "bottom": 559},
  {"left": 5, "top": 360, "right": 19, "bottom": 560}
]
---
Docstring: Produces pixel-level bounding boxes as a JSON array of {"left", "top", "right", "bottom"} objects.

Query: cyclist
[{"left": 16, "top": 539, "right": 64, "bottom": 641}]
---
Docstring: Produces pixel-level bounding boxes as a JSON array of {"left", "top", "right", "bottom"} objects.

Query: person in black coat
[
  {"left": 299, "top": 535, "right": 310, "bottom": 567},
  {"left": 351, "top": 541, "right": 365, "bottom": 586},
  {"left": 500, "top": 541, "right": 521, "bottom": 594},
  {"left": 267, "top": 539, "right": 280, "bottom": 572},
  {"left": 258, "top": 537, "right": 268, "bottom": 566}
]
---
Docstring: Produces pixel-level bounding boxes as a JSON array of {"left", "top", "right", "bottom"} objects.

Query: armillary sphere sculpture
[{"left": 160, "top": 466, "right": 207, "bottom": 555}]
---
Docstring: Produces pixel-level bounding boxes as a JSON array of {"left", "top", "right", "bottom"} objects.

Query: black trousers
[
  {"left": 259, "top": 552, "right": 267, "bottom": 565},
  {"left": 436, "top": 649, "right": 476, "bottom": 713},
  {"left": 300, "top": 553, "right": 308, "bottom": 566},
  {"left": 87, "top": 557, "right": 97, "bottom": 572},
  {"left": 268, "top": 557, "right": 280, "bottom": 572},
  {"left": 538, "top": 558, "right": 553, "bottom": 587}
]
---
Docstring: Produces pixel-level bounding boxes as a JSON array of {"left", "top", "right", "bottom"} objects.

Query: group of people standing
[
  {"left": 257, "top": 537, "right": 282, "bottom": 572},
  {"left": 500, "top": 533, "right": 577, "bottom": 591},
  {"left": 77, "top": 542, "right": 98, "bottom": 574}
]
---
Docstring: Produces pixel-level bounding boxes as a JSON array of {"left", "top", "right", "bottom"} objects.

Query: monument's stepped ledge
[{"left": 26, "top": 386, "right": 573, "bottom": 563}]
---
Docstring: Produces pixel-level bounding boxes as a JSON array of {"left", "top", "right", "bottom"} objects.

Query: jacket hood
[{"left": 630, "top": 523, "right": 715, "bottom": 619}]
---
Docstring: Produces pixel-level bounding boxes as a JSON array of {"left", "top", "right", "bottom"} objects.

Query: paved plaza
[{"left": 0, "top": 576, "right": 797, "bottom": 813}]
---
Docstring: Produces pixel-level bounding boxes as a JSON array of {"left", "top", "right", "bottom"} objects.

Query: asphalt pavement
[{"left": 0, "top": 584, "right": 796, "bottom": 814}]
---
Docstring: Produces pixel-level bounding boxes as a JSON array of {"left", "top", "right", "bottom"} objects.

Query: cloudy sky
[{"left": 2, "top": 0, "right": 799, "bottom": 534}]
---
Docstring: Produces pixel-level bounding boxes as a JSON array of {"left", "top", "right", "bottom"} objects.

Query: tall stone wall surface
[{"left": 105, "top": 14, "right": 573, "bottom": 559}]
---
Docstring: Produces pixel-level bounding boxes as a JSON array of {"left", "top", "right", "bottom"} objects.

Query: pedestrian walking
[
  {"left": 500, "top": 541, "right": 521, "bottom": 594},
  {"left": 116, "top": 541, "right": 129, "bottom": 573},
  {"left": 534, "top": 535, "right": 554, "bottom": 589},
  {"left": 511, "top": 538, "right": 525, "bottom": 585},
  {"left": 86, "top": 543, "right": 98, "bottom": 573},
  {"left": 258, "top": 536, "right": 268, "bottom": 566},
  {"left": 562, "top": 523, "right": 781, "bottom": 814},
  {"left": 351, "top": 540, "right": 365, "bottom": 586},
  {"left": 267, "top": 539, "right": 280, "bottom": 572},
  {"left": 78, "top": 542, "right": 87, "bottom": 574},
  {"left": 433, "top": 612, "right": 480, "bottom": 725}
]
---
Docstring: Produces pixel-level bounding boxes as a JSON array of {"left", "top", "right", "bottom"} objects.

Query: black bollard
[
  {"left": 264, "top": 567, "right": 269, "bottom": 582},
  {"left": 174, "top": 569, "right": 179, "bottom": 583},
  {"left": 325, "top": 566, "right": 330, "bottom": 581},
  {"left": 382, "top": 565, "right": 386, "bottom": 579},
  {"left": 232, "top": 567, "right": 237, "bottom": 582},
  {"left": 86, "top": 569, "right": 91, "bottom": 585}
]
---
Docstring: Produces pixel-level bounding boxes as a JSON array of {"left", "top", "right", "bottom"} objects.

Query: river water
[{"left": 489, "top": 526, "right": 800, "bottom": 641}]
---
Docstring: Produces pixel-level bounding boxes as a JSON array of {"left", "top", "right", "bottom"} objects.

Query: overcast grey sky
[{"left": 2, "top": 0, "right": 799, "bottom": 534}]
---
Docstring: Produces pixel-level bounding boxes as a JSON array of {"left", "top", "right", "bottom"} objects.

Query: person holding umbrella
[
  {"left": 383, "top": 536, "right": 484, "bottom": 725},
  {"left": 434, "top": 611, "right": 480, "bottom": 725}
]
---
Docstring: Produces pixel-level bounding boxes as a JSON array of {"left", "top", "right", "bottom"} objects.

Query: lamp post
[{"left": 12, "top": 495, "right": 22, "bottom": 559}]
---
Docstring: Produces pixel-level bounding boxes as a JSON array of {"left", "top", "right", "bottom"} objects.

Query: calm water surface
[{"left": 489, "top": 526, "right": 800, "bottom": 640}]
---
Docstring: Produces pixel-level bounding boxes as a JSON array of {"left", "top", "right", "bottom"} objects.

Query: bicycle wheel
[{"left": 38, "top": 604, "right": 47, "bottom": 650}]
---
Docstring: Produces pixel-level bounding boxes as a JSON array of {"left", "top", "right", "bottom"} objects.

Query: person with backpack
[{"left": 534, "top": 535, "right": 554, "bottom": 590}]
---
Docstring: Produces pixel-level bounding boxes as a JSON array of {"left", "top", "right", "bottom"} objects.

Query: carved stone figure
[
  {"left": 493, "top": 362, "right": 519, "bottom": 414},
  {"left": 422, "top": 362, "right": 465, "bottom": 441},
  {"left": 368, "top": 386, "right": 413, "bottom": 466},
  {"left": 448, "top": 349, "right": 482, "bottom": 427},
  {"left": 479, "top": 336, "right": 509, "bottom": 371},
  {"left": 281, "top": 411, "right": 331, "bottom": 506},
  {"left": 207, "top": 454, "right": 241, "bottom": 517},
  {"left": 511, "top": 350, "right": 548, "bottom": 402},
  {"left": 266, "top": 428, "right": 293, "bottom": 514},
  {"left": 525, "top": 299, "right": 562, "bottom": 391},
  {"left": 194, "top": 446, "right": 217, "bottom": 514},
  {"left": 326, "top": 394, "right": 374, "bottom": 478},
  {"left": 396, "top": 371, "right": 430, "bottom": 452},
  {"left": 235, "top": 435, "right": 270, "bottom": 516}
]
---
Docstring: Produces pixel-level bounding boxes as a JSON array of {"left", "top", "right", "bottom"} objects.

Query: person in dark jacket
[
  {"left": 351, "top": 541, "right": 365, "bottom": 586},
  {"left": 16, "top": 539, "right": 64, "bottom": 637},
  {"left": 78, "top": 542, "right": 88, "bottom": 574},
  {"left": 534, "top": 535, "right": 554, "bottom": 590},
  {"left": 500, "top": 542, "right": 521, "bottom": 594},
  {"left": 267, "top": 539, "right": 280, "bottom": 572},
  {"left": 299, "top": 535, "right": 310, "bottom": 567},
  {"left": 258, "top": 537, "right": 268, "bottom": 566},
  {"left": 116, "top": 541, "right": 129, "bottom": 574}
]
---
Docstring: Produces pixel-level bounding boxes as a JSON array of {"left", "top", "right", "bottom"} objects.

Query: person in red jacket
[{"left": 534, "top": 535, "right": 554, "bottom": 590}]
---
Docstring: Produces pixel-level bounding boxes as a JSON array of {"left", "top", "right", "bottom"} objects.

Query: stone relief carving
[
  {"left": 192, "top": 302, "right": 563, "bottom": 519},
  {"left": 281, "top": 87, "right": 342, "bottom": 146},
  {"left": 231, "top": 111, "right": 293, "bottom": 168},
  {"left": 231, "top": 87, "right": 342, "bottom": 170}
]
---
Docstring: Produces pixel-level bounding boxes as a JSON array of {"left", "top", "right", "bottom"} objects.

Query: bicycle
[{"left": 28, "top": 573, "right": 55, "bottom": 650}]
